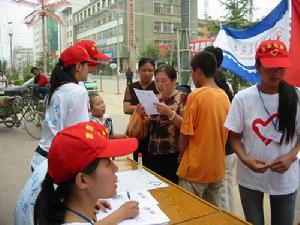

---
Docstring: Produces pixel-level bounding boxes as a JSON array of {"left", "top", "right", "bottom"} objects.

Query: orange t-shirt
[{"left": 177, "top": 87, "right": 230, "bottom": 183}]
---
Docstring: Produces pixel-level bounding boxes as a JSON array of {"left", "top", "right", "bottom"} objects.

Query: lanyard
[
  {"left": 256, "top": 85, "right": 278, "bottom": 130},
  {"left": 66, "top": 208, "right": 94, "bottom": 225}
]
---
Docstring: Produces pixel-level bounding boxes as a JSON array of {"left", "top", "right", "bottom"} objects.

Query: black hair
[
  {"left": 89, "top": 92, "right": 100, "bottom": 108},
  {"left": 138, "top": 57, "right": 155, "bottom": 70},
  {"left": 204, "top": 46, "right": 233, "bottom": 101},
  {"left": 34, "top": 158, "right": 100, "bottom": 225},
  {"left": 190, "top": 51, "right": 217, "bottom": 78},
  {"left": 204, "top": 46, "right": 224, "bottom": 68},
  {"left": 47, "top": 59, "right": 79, "bottom": 105},
  {"left": 256, "top": 60, "right": 298, "bottom": 144},
  {"left": 31, "top": 66, "right": 40, "bottom": 73},
  {"left": 154, "top": 64, "right": 177, "bottom": 81}
]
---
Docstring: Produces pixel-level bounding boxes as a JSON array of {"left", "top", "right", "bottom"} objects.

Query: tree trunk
[{"left": 42, "top": 16, "right": 47, "bottom": 74}]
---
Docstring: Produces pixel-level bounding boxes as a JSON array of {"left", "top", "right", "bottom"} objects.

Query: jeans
[
  {"left": 32, "top": 85, "right": 47, "bottom": 101},
  {"left": 239, "top": 185, "right": 297, "bottom": 225}
]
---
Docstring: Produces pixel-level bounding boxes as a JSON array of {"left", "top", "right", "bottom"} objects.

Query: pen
[{"left": 127, "top": 191, "right": 131, "bottom": 199}]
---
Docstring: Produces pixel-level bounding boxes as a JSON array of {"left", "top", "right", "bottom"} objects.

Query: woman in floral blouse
[{"left": 147, "top": 64, "right": 187, "bottom": 183}]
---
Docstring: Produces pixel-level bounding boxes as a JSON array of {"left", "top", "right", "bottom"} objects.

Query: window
[
  {"left": 108, "top": 0, "right": 111, "bottom": 6},
  {"left": 84, "top": 10, "right": 87, "bottom": 18},
  {"left": 102, "top": 0, "right": 106, "bottom": 8},
  {"left": 88, "top": 8, "right": 91, "bottom": 16},
  {"left": 97, "top": 2, "right": 100, "bottom": 11},
  {"left": 154, "top": 22, "right": 176, "bottom": 33},
  {"left": 154, "top": 3, "right": 171, "bottom": 14},
  {"left": 92, "top": 5, "right": 95, "bottom": 14}
]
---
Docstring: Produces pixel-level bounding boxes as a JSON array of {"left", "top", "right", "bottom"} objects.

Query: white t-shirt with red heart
[{"left": 225, "top": 85, "right": 300, "bottom": 195}]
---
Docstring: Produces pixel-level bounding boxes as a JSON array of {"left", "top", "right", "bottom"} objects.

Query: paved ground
[{"left": 0, "top": 76, "right": 299, "bottom": 225}]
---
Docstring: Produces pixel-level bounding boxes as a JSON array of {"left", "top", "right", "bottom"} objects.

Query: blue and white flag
[{"left": 213, "top": 0, "right": 289, "bottom": 84}]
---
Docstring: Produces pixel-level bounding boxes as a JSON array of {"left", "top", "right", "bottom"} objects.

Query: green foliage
[
  {"left": 23, "top": 64, "right": 33, "bottom": 82},
  {"left": 139, "top": 44, "right": 159, "bottom": 61},
  {"left": 0, "top": 59, "right": 8, "bottom": 74},
  {"left": 219, "top": 0, "right": 256, "bottom": 29},
  {"left": 35, "top": 53, "right": 58, "bottom": 75},
  {"left": 13, "top": 80, "right": 24, "bottom": 85}
]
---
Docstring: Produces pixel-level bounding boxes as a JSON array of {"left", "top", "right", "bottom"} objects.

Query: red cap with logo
[
  {"left": 48, "top": 121, "right": 138, "bottom": 184},
  {"left": 75, "top": 40, "right": 110, "bottom": 61},
  {"left": 255, "top": 39, "right": 292, "bottom": 68},
  {"left": 60, "top": 45, "right": 101, "bottom": 68}
]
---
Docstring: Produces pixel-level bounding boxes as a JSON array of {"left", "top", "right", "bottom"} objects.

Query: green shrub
[{"left": 13, "top": 80, "right": 24, "bottom": 85}]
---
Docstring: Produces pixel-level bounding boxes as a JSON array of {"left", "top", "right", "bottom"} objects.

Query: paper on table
[
  {"left": 96, "top": 190, "right": 169, "bottom": 225},
  {"left": 133, "top": 88, "right": 159, "bottom": 115},
  {"left": 116, "top": 169, "right": 168, "bottom": 194}
]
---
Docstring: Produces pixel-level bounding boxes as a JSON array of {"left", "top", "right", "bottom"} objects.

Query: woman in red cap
[
  {"left": 225, "top": 39, "right": 300, "bottom": 225},
  {"left": 34, "top": 121, "right": 139, "bottom": 225},
  {"left": 30, "top": 45, "right": 100, "bottom": 172}
]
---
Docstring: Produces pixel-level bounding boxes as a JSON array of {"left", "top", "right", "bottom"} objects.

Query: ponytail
[
  {"left": 34, "top": 174, "right": 74, "bottom": 225},
  {"left": 47, "top": 60, "right": 78, "bottom": 105},
  {"left": 278, "top": 80, "right": 298, "bottom": 144}
]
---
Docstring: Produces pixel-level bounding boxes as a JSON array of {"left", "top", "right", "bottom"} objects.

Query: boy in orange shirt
[{"left": 177, "top": 51, "right": 230, "bottom": 208}]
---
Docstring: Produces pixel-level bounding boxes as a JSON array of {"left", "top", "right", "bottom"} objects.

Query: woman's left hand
[
  {"left": 94, "top": 199, "right": 112, "bottom": 213},
  {"left": 269, "top": 153, "right": 296, "bottom": 173},
  {"left": 155, "top": 102, "right": 172, "bottom": 117}
]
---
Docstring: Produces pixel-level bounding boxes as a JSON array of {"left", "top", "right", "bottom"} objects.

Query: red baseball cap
[
  {"left": 75, "top": 40, "right": 110, "bottom": 61},
  {"left": 48, "top": 121, "right": 138, "bottom": 184},
  {"left": 255, "top": 39, "right": 291, "bottom": 68},
  {"left": 60, "top": 45, "right": 101, "bottom": 68}
]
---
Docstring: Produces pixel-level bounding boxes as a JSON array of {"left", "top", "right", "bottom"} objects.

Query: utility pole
[
  {"left": 116, "top": 2, "right": 121, "bottom": 95},
  {"left": 179, "top": 0, "right": 191, "bottom": 85},
  {"left": 8, "top": 21, "right": 14, "bottom": 72}
]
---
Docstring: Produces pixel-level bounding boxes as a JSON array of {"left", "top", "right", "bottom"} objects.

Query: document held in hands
[{"left": 133, "top": 88, "right": 159, "bottom": 115}]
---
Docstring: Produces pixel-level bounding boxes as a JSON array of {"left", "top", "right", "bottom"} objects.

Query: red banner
[
  {"left": 285, "top": 0, "right": 300, "bottom": 86},
  {"left": 129, "top": 0, "right": 134, "bottom": 48}
]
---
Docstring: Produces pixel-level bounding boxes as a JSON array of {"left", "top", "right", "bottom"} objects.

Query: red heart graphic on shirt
[{"left": 252, "top": 113, "right": 279, "bottom": 146}]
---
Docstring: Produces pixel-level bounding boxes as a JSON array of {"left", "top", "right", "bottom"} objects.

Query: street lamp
[{"left": 8, "top": 21, "right": 14, "bottom": 72}]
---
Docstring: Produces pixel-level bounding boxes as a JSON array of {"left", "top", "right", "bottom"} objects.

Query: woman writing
[
  {"left": 30, "top": 45, "right": 100, "bottom": 171},
  {"left": 34, "top": 121, "right": 139, "bottom": 225},
  {"left": 225, "top": 39, "right": 300, "bottom": 225}
]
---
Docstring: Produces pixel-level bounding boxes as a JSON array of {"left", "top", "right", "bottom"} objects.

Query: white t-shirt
[
  {"left": 14, "top": 160, "right": 48, "bottom": 225},
  {"left": 224, "top": 85, "right": 300, "bottom": 195},
  {"left": 31, "top": 83, "right": 90, "bottom": 170},
  {"left": 63, "top": 223, "right": 91, "bottom": 225}
]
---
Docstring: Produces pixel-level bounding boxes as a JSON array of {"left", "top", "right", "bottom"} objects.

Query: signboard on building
[{"left": 129, "top": 0, "right": 134, "bottom": 48}]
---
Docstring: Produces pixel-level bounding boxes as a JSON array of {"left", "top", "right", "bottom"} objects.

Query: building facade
[
  {"left": 33, "top": 17, "right": 58, "bottom": 63},
  {"left": 13, "top": 46, "right": 34, "bottom": 76},
  {"left": 73, "top": 0, "right": 189, "bottom": 71}
]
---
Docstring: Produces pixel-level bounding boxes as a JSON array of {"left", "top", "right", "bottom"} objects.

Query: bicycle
[{"left": 23, "top": 98, "right": 45, "bottom": 140}]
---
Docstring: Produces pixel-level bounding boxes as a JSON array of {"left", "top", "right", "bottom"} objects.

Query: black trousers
[
  {"left": 133, "top": 135, "right": 151, "bottom": 168},
  {"left": 147, "top": 152, "right": 179, "bottom": 184}
]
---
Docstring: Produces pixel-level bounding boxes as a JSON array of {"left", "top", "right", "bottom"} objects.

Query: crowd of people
[{"left": 13, "top": 38, "right": 299, "bottom": 225}]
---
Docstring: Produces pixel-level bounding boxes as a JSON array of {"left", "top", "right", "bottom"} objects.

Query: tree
[
  {"left": 0, "top": 59, "right": 8, "bottom": 74},
  {"left": 35, "top": 53, "right": 58, "bottom": 75},
  {"left": 138, "top": 44, "right": 159, "bottom": 61},
  {"left": 218, "top": 0, "right": 255, "bottom": 93}
]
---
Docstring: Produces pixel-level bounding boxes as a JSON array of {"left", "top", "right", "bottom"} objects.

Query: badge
[{"left": 264, "top": 126, "right": 283, "bottom": 143}]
